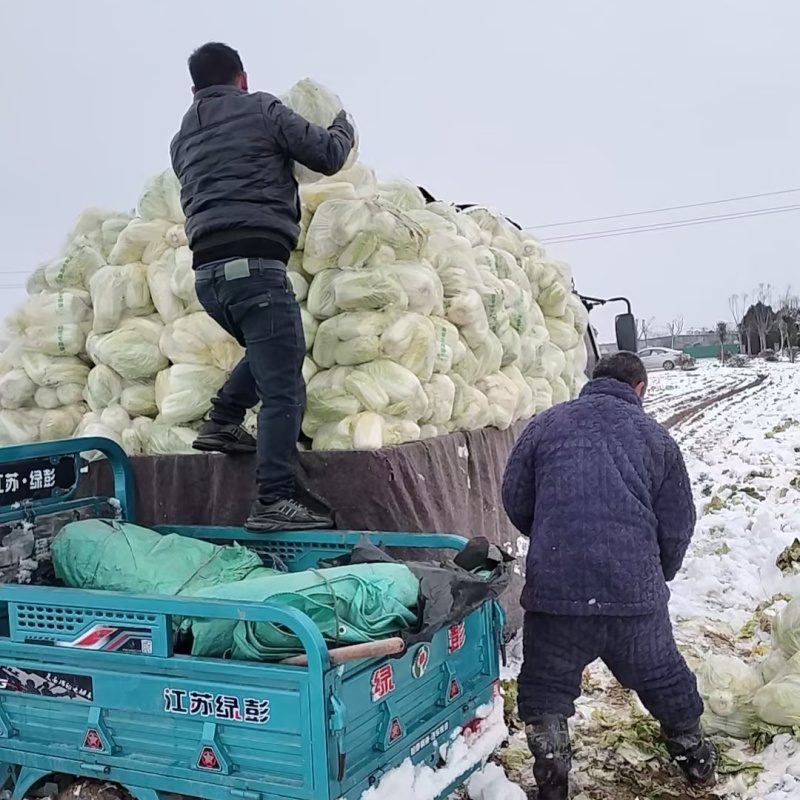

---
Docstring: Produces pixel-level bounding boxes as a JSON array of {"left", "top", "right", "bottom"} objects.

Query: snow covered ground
[
  {"left": 368, "top": 361, "right": 800, "bottom": 799},
  {"left": 668, "top": 363, "right": 800, "bottom": 798},
  {"left": 644, "top": 362, "right": 753, "bottom": 425}
]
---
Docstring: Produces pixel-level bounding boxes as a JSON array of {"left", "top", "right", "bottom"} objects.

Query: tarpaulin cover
[
  {"left": 51, "top": 519, "right": 420, "bottom": 661},
  {"left": 52, "top": 518, "right": 273, "bottom": 593},
  {"left": 190, "top": 563, "right": 419, "bottom": 660},
  {"left": 323, "top": 535, "right": 512, "bottom": 646}
]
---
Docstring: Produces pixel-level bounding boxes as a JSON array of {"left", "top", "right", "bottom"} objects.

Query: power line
[
  {"left": 539, "top": 202, "right": 800, "bottom": 245},
  {"left": 2, "top": 193, "right": 799, "bottom": 283},
  {"left": 528, "top": 187, "right": 800, "bottom": 230}
]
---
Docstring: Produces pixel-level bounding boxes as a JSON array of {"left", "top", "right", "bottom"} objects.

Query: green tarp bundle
[
  {"left": 52, "top": 519, "right": 420, "bottom": 661},
  {"left": 52, "top": 519, "right": 276, "bottom": 593},
  {"left": 190, "top": 565, "right": 418, "bottom": 660}
]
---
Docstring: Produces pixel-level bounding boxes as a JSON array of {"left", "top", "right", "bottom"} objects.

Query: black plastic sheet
[{"left": 324, "top": 536, "right": 513, "bottom": 644}]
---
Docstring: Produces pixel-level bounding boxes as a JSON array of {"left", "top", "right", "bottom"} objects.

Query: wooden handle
[{"left": 280, "top": 637, "right": 406, "bottom": 666}]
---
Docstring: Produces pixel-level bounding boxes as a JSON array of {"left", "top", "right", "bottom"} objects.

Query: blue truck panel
[{"left": 0, "top": 438, "right": 506, "bottom": 800}]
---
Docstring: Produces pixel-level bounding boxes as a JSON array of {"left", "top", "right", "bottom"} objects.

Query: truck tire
[
  {"left": 663, "top": 360, "right": 675, "bottom": 371},
  {"left": 55, "top": 780, "right": 133, "bottom": 800}
]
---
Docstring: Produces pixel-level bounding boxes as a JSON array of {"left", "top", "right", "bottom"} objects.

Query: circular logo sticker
[{"left": 411, "top": 645, "right": 430, "bottom": 679}]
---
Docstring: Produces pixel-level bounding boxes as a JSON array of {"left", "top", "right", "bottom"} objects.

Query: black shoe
[
  {"left": 193, "top": 422, "right": 257, "bottom": 455},
  {"left": 525, "top": 715, "right": 571, "bottom": 800},
  {"left": 245, "top": 499, "right": 334, "bottom": 533},
  {"left": 662, "top": 722, "right": 717, "bottom": 787}
]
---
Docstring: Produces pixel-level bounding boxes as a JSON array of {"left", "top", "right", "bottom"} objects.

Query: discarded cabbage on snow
[
  {"left": 696, "top": 654, "right": 764, "bottom": 739},
  {"left": 771, "top": 597, "right": 800, "bottom": 658},
  {"left": 691, "top": 599, "right": 800, "bottom": 737},
  {"left": 753, "top": 671, "right": 800, "bottom": 727}
]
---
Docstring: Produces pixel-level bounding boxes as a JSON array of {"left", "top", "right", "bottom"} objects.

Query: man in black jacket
[{"left": 171, "top": 43, "right": 355, "bottom": 532}]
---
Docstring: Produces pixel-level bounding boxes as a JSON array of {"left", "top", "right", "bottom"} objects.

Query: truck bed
[{"left": 81, "top": 425, "right": 527, "bottom": 630}]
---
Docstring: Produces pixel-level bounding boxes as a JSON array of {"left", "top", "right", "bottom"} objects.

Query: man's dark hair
[
  {"left": 188, "top": 43, "right": 244, "bottom": 90},
  {"left": 592, "top": 352, "right": 648, "bottom": 388}
]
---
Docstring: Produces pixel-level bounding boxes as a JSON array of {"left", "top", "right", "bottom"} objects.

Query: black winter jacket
[{"left": 170, "top": 86, "right": 355, "bottom": 267}]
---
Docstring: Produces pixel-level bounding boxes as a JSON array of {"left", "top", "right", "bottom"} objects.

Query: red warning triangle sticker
[
  {"left": 389, "top": 718, "right": 403, "bottom": 742},
  {"left": 83, "top": 729, "right": 103, "bottom": 751},
  {"left": 197, "top": 745, "right": 221, "bottom": 771}
]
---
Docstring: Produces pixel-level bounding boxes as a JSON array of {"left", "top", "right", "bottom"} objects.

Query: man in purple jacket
[{"left": 502, "top": 352, "right": 715, "bottom": 799}]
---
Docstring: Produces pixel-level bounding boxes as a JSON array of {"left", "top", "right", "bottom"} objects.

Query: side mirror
[{"left": 615, "top": 313, "right": 638, "bottom": 353}]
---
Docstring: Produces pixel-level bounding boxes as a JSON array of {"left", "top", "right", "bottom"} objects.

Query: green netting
[{"left": 51, "top": 519, "right": 420, "bottom": 661}]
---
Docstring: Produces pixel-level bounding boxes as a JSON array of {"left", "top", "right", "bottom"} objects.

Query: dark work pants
[
  {"left": 195, "top": 258, "right": 305, "bottom": 505},
  {"left": 518, "top": 606, "right": 704, "bottom": 731}
]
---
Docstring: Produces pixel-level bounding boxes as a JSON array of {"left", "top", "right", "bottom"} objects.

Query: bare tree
[
  {"left": 777, "top": 286, "right": 797, "bottom": 356},
  {"left": 752, "top": 283, "right": 775, "bottom": 353},
  {"left": 729, "top": 293, "right": 748, "bottom": 353},
  {"left": 787, "top": 311, "right": 799, "bottom": 364},
  {"left": 716, "top": 321, "right": 728, "bottom": 362},
  {"left": 776, "top": 286, "right": 800, "bottom": 362},
  {"left": 637, "top": 317, "right": 654, "bottom": 348},
  {"left": 665, "top": 314, "right": 684, "bottom": 349}
]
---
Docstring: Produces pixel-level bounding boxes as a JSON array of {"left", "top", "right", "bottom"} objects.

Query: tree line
[
  {"left": 634, "top": 284, "right": 799, "bottom": 362},
  {"left": 729, "top": 284, "right": 799, "bottom": 361}
]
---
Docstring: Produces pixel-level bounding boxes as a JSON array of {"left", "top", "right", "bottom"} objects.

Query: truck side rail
[
  {"left": 166, "top": 527, "right": 470, "bottom": 553},
  {"left": 0, "top": 584, "right": 331, "bottom": 680},
  {"left": 0, "top": 437, "right": 136, "bottom": 523}
]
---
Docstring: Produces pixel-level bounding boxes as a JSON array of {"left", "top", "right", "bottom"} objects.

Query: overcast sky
[{"left": 2, "top": 0, "right": 799, "bottom": 341}]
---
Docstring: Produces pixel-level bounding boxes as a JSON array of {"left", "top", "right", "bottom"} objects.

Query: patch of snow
[
  {"left": 360, "top": 698, "right": 509, "bottom": 800},
  {"left": 648, "top": 364, "right": 800, "bottom": 796},
  {"left": 669, "top": 366, "right": 800, "bottom": 632},
  {"left": 512, "top": 536, "right": 528, "bottom": 577},
  {"left": 16, "top": 558, "right": 38, "bottom": 584},
  {"left": 466, "top": 762, "right": 527, "bottom": 799}
]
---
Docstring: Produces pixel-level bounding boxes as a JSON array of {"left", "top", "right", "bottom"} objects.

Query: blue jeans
[{"left": 194, "top": 258, "right": 305, "bottom": 504}]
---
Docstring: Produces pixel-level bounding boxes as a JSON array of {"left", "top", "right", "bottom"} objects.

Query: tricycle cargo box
[{"left": 0, "top": 438, "right": 507, "bottom": 800}]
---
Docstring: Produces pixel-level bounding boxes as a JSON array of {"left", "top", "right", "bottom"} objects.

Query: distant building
[
  {"left": 647, "top": 332, "right": 720, "bottom": 349},
  {"left": 600, "top": 330, "right": 739, "bottom": 357}
]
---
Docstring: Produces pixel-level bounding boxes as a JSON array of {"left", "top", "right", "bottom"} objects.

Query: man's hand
[
  {"left": 270, "top": 99, "right": 355, "bottom": 177},
  {"left": 335, "top": 109, "right": 355, "bottom": 129}
]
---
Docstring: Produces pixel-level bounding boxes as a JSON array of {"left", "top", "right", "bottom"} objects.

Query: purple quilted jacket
[{"left": 502, "top": 378, "right": 696, "bottom": 616}]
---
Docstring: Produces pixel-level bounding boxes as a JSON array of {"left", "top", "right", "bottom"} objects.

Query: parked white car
[{"left": 638, "top": 347, "right": 684, "bottom": 371}]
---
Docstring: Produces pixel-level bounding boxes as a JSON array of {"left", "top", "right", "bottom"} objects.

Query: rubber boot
[
  {"left": 662, "top": 721, "right": 717, "bottom": 787},
  {"left": 525, "top": 714, "right": 571, "bottom": 800}
]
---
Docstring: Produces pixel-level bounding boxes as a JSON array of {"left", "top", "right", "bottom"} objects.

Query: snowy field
[
  {"left": 644, "top": 362, "right": 758, "bottom": 426},
  {"left": 370, "top": 361, "right": 800, "bottom": 800}
]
